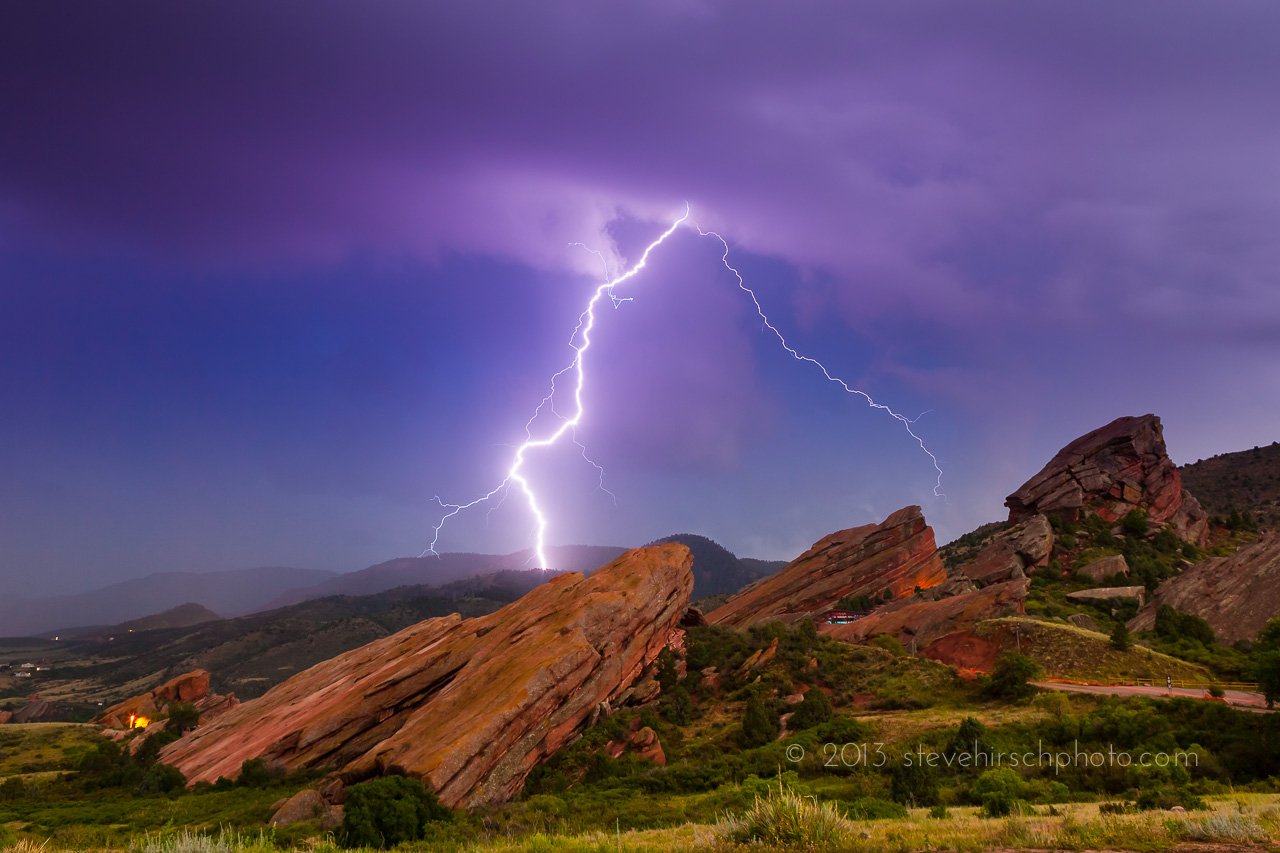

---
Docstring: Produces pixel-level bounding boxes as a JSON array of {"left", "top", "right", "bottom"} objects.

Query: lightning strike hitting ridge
[
  {"left": 426, "top": 206, "right": 691, "bottom": 569},
  {"left": 694, "top": 224, "right": 947, "bottom": 499},
  {"left": 428, "top": 205, "right": 946, "bottom": 569}
]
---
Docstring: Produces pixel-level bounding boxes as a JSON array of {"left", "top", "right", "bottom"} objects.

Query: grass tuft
[
  {"left": 716, "top": 781, "right": 852, "bottom": 847},
  {"left": 1173, "top": 811, "right": 1270, "bottom": 843}
]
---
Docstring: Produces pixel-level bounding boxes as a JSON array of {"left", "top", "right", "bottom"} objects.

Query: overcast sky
[{"left": 3, "top": 2, "right": 1278, "bottom": 596}]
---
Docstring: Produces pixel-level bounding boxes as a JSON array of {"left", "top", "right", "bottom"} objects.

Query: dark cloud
[{"left": 2, "top": 2, "right": 1278, "bottom": 591}]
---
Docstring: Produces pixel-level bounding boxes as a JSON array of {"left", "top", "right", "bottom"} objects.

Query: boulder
[
  {"left": 0, "top": 710, "right": 11, "bottom": 725},
  {"left": 921, "top": 576, "right": 978, "bottom": 600},
  {"left": 11, "top": 699, "right": 55, "bottom": 723},
  {"left": 1077, "top": 555, "right": 1129, "bottom": 584},
  {"left": 269, "top": 789, "right": 326, "bottom": 827},
  {"left": 1005, "top": 414, "right": 1208, "bottom": 544},
  {"left": 1067, "top": 613, "right": 1101, "bottom": 633},
  {"left": 963, "top": 515, "right": 1054, "bottom": 584},
  {"left": 161, "top": 544, "right": 693, "bottom": 809},
  {"left": 626, "top": 726, "right": 666, "bottom": 766},
  {"left": 1127, "top": 531, "right": 1280, "bottom": 644},
  {"left": 680, "top": 607, "right": 708, "bottom": 627},
  {"left": 707, "top": 506, "right": 945, "bottom": 628},
  {"left": 822, "top": 578, "right": 1030, "bottom": 653},
  {"left": 1065, "top": 587, "right": 1146, "bottom": 607}
]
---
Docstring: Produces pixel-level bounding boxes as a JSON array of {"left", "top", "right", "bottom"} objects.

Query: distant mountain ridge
[
  {"left": 0, "top": 566, "right": 335, "bottom": 638},
  {"left": 1180, "top": 441, "right": 1280, "bottom": 530},
  {"left": 645, "top": 533, "right": 786, "bottom": 600}
]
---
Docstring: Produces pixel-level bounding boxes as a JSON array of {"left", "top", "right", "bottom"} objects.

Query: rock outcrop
[
  {"left": 962, "top": 515, "right": 1054, "bottom": 584},
  {"left": 161, "top": 544, "right": 693, "bottom": 809},
  {"left": 822, "top": 578, "right": 1030, "bottom": 653},
  {"left": 1077, "top": 555, "right": 1129, "bottom": 584},
  {"left": 1065, "top": 586, "right": 1146, "bottom": 607},
  {"left": 1127, "top": 532, "right": 1280, "bottom": 645},
  {"left": 97, "top": 669, "right": 237, "bottom": 730},
  {"left": 707, "top": 507, "right": 945, "bottom": 628},
  {"left": 1005, "top": 415, "right": 1208, "bottom": 544}
]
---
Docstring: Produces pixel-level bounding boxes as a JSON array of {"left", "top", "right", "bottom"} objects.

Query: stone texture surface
[
  {"left": 1005, "top": 414, "right": 1208, "bottom": 544},
  {"left": 268, "top": 789, "right": 340, "bottom": 828},
  {"left": 1078, "top": 555, "right": 1129, "bottom": 584},
  {"left": 821, "top": 578, "right": 1030, "bottom": 653},
  {"left": 1065, "top": 586, "right": 1146, "bottom": 607},
  {"left": 11, "top": 699, "right": 56, "bottom": 723},
  {"left": 0, "top": 711, "right": 11, "bottom": 725},
  {"left": 1067, "top": 613, "right": 1101, "bottom": 633},
  {"left": 962, "top": 515, "right": 1054, "bottom": 584},
  {"left": 161, "top": 544, "right": 693, "bottom": 809},
  {"left": 1127, "top": 531, "right": 1280, "bottom": 645},
  {"left": 707, "top": 506, "right": 945, "bottom": 628}
]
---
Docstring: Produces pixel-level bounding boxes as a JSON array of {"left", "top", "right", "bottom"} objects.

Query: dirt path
[{"left": 1032, "top": 680, "right": 1276, "bottom": 713}]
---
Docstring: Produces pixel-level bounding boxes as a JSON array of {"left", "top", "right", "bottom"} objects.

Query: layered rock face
[
  {"left": 707, "top": 506, "right": 944, "bottom": 628},
  {"left": 821, "top": 578, "right": 1030, "bottom": 652},
  {"left": 97, "top": 669, "right": 237, "bottom": 729},
  {"left": 1005, "top": 415, "right": 1208, "bottom": 544},
  {"left": 962, "top": 515, "right": 1054, "bottom": 584},
  {"left": 161, "top": 544, "right": 693, "bottom": 808},
  {"left": 1127, "top": 532, "right": 1280, "bottom": 645}
]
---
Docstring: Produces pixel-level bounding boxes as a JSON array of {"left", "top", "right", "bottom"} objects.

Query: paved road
[{"left": 1032, "top": 680, "right": 1276, "bottom": 713}]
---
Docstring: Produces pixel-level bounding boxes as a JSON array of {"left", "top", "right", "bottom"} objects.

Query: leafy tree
[
  {"left": 1110, "top": 622, "right": 1132, "bottom": 651},
  {"left": 655, "top": 647, "right": 680, "bottom": 693},
  {"left": 794, "top": 617, "right": 819, "bottom": 653},
  {"left": 973, "top": 767, "right": 1022, "bottom": 816},
  {"left": 871, "top": 635, "right": 907, "bottom": 657},
  {"left": 985, "top": 652, "right": 1042, "bottom": 701},
  {"left": 0, "top": 778, "right": 23, "bottom": 802},
  {"left": 789, "top": 687, "right": 833, "bottom": 730},
  {"left": 1121, "top": 509, "right": 1149, "bottom": 538},
  {"left": 890, "top": 761, "right": 939, "bottom": 807},
  {"left": 659, "top": 686, "right": 693, "bottom": 725},
  {"left": 1253, "top": 650, "right": 1280, "bottom": 709},
  {"left": 1254, "top": 617, "right": 1280, "bottom": 656},
  {"left": 166, "top": 701, "right": 200, "bottom": 736},
  {"left": 338, "top": 776, "right": 452, "bottom": 849},
  {"left": 741, "top": 690, "right": 779, "bottom": 747},
  {"left": 835, "top": 593, "right": 873, "bottom": 612},
  {"left": 946, "top": 717, "right": 989, "bottom": 759}
]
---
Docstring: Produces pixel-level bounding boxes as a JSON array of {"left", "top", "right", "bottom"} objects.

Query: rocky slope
[
  {"left": 97, "top": 669, "right": 237, "bottom": 729},
  {"left": 961, "top": 515, "right": 1053, "bottom": 584},
  {"left": 821, "top": 578, "right": 1030, "bottom": 653},
  {"left": 1127, "top": 531, "right": 1280, "bottom": 644},
  {"left": 160, "top": 544, "right": 693, "bottom": 808},
  {"left": 706, "top": 506, "right": 945, "bottom": 628},
  {"left": 1180, "top": 442, "right": 1280, "bottom": 530},
  {"left": 1005, "top": 414, "right": 1208, "bottom": 544}
]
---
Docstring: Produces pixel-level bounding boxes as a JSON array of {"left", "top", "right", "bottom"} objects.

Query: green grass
[{"left": 0, "top": 725, "right": 102, "bottom": 777}]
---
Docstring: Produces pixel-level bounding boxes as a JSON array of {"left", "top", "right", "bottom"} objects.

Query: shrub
[
  {"left": 789, "top": 687, "right": 833, "bottom": 731},
  {"left": 338, "top": 776, "right": 452, "bottom": 849},
  {"left": 870, "top": 635, "right": 907, "bottom": 657},
  {"left": 1121, "top": 510, "right": 1149, "bottom": 538},
  {"left": 845, "top": 797, "right": 908, "bottom": 820},
  {"left": 138, "top": 762, "right": 187, "bottom": 795},
  {"left": 236, "top": 758, "right": 273, "bottom": 789},
  {"left": 985, "top": 652, "right": 1042, "bottom": 701},
  {"left": 716, "top": 782, "right": 852, "bottom": 846},
  {"left": 929, "top": 803, "right": 950, "bottom": 819},
  {"left": 973, "top": 768, "right": 1023, "bottom": 817},
  {"left": 0, "top": 777, "right": 24, "bottom": 802},
  {"left": 166, "top": 702, "right": 200, "bottom": 736},
  {"left": 890, "top": 760, "right": 939, "bottom": 807},
  {"left": 1111, "top": 622, "right": 1132, "bottom": 651},
  {"left": 1173, "top": 812, "right": 1269, "bottom": 843}
]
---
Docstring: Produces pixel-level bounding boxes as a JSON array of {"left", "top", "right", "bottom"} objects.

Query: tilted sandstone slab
[
  {"left": 1065, "top": 586, "right": 1146, "bottom": 607},
  {"left": 1077, "top": 554, "right": 1129, "bottom": 583},
  {"left": 1127, "top": 532, "right": 1280, "bottom": 645},
  {"left": 161, "top": 544, "right": 693, "bottom": 808},
  {"left": 821, "top": 578, "right": 1030, "bottom": 653},
  {"left": 707, "top": 506, "right": 944, "bottom": 629},
  {"left": 962, "top": 515, "right": 1054, "bottom": 584},
  {"left": 1006, "top": 414, "right": 1207, "bottom": 544}
]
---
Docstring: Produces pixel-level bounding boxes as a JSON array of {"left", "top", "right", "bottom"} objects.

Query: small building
[
  {"left": 825, "top": 609, "right": 871, "bottom": 625},
  {"left": 15, "top": 671, "right": 32, "bottom": 679},
  {"left": 19, "top": 662, "right": 35, "bottom": 669}
]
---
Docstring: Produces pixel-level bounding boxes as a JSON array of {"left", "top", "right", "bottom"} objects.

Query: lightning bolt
[
  {"left": 694, "top": 224, "right": 946, "bottom": 499},
  {"left": 427, "top": 205, "right": 946, "bottom": 568},
  {"left": 425, "top": 206, "right": 691, "bottom": 568}
]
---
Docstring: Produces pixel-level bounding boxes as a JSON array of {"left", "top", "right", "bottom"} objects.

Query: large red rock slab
[
  {"left": 1127, "top": 531, "right": 1280, "bottom": 645},
  {"left": 161, "top": 544, "right": 693, "bottom": 809},
  {"left": 1005, "top": 414, "right": 1207, "bottom": 544},
  {"left": 821, "top": 578, "right": 1030, "bottom": 653},
  {"left": 707, "top": 506, "right": 945, "bottom": 629}
]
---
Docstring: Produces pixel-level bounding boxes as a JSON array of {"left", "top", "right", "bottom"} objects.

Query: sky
[{"left": 3, "top": 2, "right": 1279, "bottom": 597}]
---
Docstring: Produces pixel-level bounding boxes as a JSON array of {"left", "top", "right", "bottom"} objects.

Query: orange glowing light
[{"left": 131, "top": 716, "right": 150, "bottom": 729}]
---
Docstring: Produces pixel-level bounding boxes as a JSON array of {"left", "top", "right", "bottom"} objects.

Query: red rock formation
[
  {"left": 96, "top": 669, "right": 237, "bottom": 729},
  {"left": 963, "top": 515, "right": 1053, "bottom": 584},
  {"left": 1127, "top": 531, "right": 1280, "bottom": 644},
  {"left": 0, "top": 710, "right": 11, "bottom": 725},
  {"left": 821, "top": 578, "right": 1030, "bottom": 653},
  {"left": 1005, "top": 415, "right": 1207, "bottom": 544},
  {"left": 707, "top": 506, "right": 945, "bottom": 628},
  {"left": 161, "top": 544, "right": 693, "bottom": 809}
]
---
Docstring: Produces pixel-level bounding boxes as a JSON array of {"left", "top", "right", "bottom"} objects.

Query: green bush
[
  {"left": 236, "top": 759, "right": 273, "bottom": 789},
  {"left": 845, "top": 797, "right": 908, "bottom": 820},
  {"left": 338, "top": 776, "right": 452, "bottom": 849},
  {"left": 1111, "top": 622, "right": 1132, "bottom": 651},
  {"left": 166, "top": 702, "right": 201, "bottom": 736},
  {"left": 889, "top": 761, "right": 938, "bottom": 807},
  {"left": 870, "top": 635, "right": 907, "bottom": 657},
  {"left": 985, "top": 652, "right": 1042, "bottom": 701},
  {"left": 716, "top": 783, "right": 852, "bottom": 846},
  {"left": 137, "top": 762, "right": 187, "bottom": 795},
  {"left": 741, "top": 691, "right": 779, "bottom": 747},
  {"left": 929, "top": 803, "right": 950, "bottom": 819}
]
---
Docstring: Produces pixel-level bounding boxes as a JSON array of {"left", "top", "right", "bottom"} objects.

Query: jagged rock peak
[
  {"left": 1005, "top": 414, "right": 1207, "bottom": 544},
  {"left": 160, "top": 543, "right": 694, "bottom": 809},
  {"left": 706, "top": 506, "right": 945, "bottom": 629}
]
